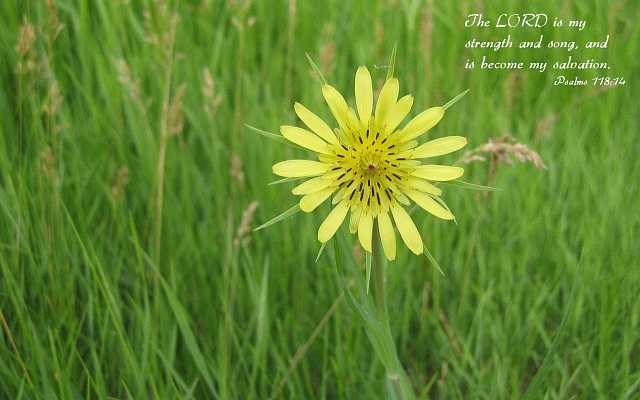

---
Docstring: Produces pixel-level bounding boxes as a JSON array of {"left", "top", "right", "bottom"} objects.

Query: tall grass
[{"left": 0, "top": 0, "right": 638, "bottom": 398}]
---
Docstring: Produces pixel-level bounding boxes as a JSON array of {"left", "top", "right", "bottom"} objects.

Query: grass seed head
[
  {"left": 39, "top": 146, "right": 57, "bottom": 182},
  {"left": 16, "top": 18, "right": 36, "bottom": 57},
  {"left": 234, "top": 201, "right": 259, "bottom": 247},
  {"left": 15, "top": 17, "right": 37, "bottom": 75},
  {"left": 462, "top": 135, "right": 547, "bottom": 170},
  {"left": 230, "top": 152, "right": 246, "bottom": 190},
  {"left": 111, "top": 167, "right": 130, "bottom": 202},
  {"left": 202, "top": 68, "right": 223, "bottom": 118},
  {"left": 42, "top": 79, "right": 63, "bottom": 118},
  {"left": 167, "top": 83, "right": 187, "bottom": 136},
  {"left": 45, "top": 0, "right": 65, "bottom": 42}
]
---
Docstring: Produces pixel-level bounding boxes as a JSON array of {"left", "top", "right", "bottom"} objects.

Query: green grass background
[{"left": 1, "top": 0, "right": 639, "bottom": 398}]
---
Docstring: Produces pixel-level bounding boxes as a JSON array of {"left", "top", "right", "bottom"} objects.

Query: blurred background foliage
[{"left": 0, "top": 0, "right": 638, "bottom": 398}]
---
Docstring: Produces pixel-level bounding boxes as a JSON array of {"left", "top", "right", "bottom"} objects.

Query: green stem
[
  {"left": 370, "top": 222, "right": 416, "bottom": 400},
  {"left": 372, "top": 225, "right": 386, "bottom": 319}
]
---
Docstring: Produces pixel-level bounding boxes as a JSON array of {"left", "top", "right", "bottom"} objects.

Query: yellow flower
[{"left": 272, "top": 66, "right": 467, "bottom": 260}]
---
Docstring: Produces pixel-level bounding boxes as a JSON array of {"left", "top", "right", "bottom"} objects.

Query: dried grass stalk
[{"left": 461, "top": 134, "right": 547, "bottom": 171}]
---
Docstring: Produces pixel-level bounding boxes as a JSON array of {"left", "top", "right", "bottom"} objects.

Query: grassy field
[{"left": 1, "top": 0, "right": 639, "bottom": 398}]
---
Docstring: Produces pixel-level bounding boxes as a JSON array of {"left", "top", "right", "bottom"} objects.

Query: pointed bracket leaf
[
  {"left": 305, "top": 53, "right": 328, "bottom": 85},
  {"left": 441, "top": 180, "right": 502, "bottom": 192},
  {"left": 365, "top": 251, "right": 373, "bottom": 295},
  {"left": 423, "top": 245, "right": 445, "bottom": 276},
  {"left": 254, "top": 204, "right": 300, "bottom": 232},
  {"left": 443, "top": 89, "right": 469, "bottom": 111}
]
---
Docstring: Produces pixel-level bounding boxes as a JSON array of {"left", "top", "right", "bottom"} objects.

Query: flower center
[
  {"left": 359, "top": 150, "right": 382, "bottom": 177},
  {"left": 328, "top": 126, "right": 409, "bottom": 213}
]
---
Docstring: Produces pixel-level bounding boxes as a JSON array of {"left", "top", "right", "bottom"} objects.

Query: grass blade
[
  {"left": 522, "top": 257, "right": 582, "bottom": 399},
  {"left": 155, "top": 269, "right": 218, "bottom": 397}
]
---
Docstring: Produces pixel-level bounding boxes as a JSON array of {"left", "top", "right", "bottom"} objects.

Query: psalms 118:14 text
[{"left": 465, "top": 13, "right": 586, "bottom": 31}]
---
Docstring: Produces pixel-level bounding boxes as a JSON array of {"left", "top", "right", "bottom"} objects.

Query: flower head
[{"left": 272, "top": 66, "right": 467, "bottom": 260}]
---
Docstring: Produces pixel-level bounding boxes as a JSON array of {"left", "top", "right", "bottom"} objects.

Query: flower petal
[
  {"left": 349, "top": 207, "right": 362, "bottom": 233},
  {"left": 331, "top": 187, "right": 346, "bottom": 204},
  {"left": 355, "top": 66, "right": 373, "bottom": 123},
  {"left": 300, "top": 187, "right": 334, "bottom": 212},
  {"left": 358, "top": 212, "right": 373, "bottom": 252},
  {"left": 322, "top": 84, "right": 351, "bottom": 132},
  {"left": 398, "top": 107, "right": 444, "bottom": 142},
  {"left": 318, "top": 201, "right": 350, "bottom": 243},
  {"left": 292, "top": 176, "right": 333, "bottom": 195},
  {"left": 411, "top": 165, "right": 464, "bottom": 181},
  {"left": 281, "top": 126, "right": 332, "bottom": 154},
  {"left": 385, "top": 95, "right": 413, "bottom": 135},
  {"left": 375, "top": 78, "right": 399, "bottom": 127},
  {"left": 294, "top": 102, "right": 339, "bottom": 145},
  {"left": 273, "top": 160, "right": 331, "bottom": 178},
  {"left": 412, "top": 136, "right": 467, "bottom": 158},
  {"left": 377, "top": 212, "right": 396, "bottom": 261},
  {"left": 405, "top": 189, "right": 454, "bottom": 220},
  {"left": 390, "top": 205, "right": 423, "bottom": 255},
  {"left": 404, "top": 177, "right": 442, "bottom": 196}
]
